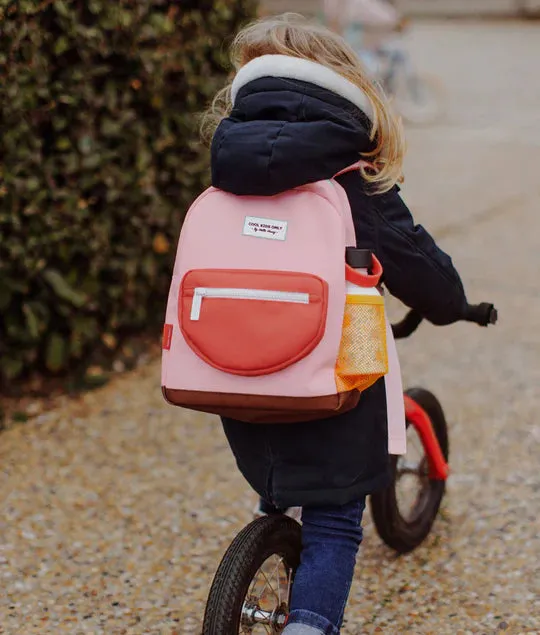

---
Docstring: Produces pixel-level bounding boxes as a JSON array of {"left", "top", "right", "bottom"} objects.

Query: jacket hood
[{"left": 211, "top": 55, "right": 375, "bottom": 196}]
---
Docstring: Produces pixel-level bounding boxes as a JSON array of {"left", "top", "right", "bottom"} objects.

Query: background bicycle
[
  {"left": 365, "top": 27, "right": 445, "bottom": 125},
  {"left": 340, "top": 18, "right": 445, "bottom": 125}
]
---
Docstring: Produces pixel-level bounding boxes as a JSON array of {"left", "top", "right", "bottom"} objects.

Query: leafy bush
[{"left": 0, "top": 0, "right": 256, "bottom": 387}]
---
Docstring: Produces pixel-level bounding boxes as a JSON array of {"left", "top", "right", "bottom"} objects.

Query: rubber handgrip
[{"left": 464, "top": 303, "right": 498, "bottom": 326}]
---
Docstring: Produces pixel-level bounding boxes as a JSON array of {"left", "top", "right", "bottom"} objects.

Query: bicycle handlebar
[{"left": 391, "top": 303, "right": 498, "bottom": 339}]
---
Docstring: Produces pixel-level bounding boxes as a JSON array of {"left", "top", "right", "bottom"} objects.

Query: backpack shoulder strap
[
  {"left": 324, "top": 164, "right": 366, "bottom": 248},
  {"left": 333, "top": 160, "right": 373, "bottom": 179}
]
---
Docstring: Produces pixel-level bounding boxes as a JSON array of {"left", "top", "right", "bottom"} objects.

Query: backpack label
[
  {"left": 243, "top": 216, "right": 288, "bottom": 241},
  {"left": 162, "top": 324, "right": 173, "bottom": 350}
]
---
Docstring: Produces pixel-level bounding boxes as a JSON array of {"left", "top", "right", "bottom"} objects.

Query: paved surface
[{"left": 1, "top": 21, "right": 540, "bottom": 635}]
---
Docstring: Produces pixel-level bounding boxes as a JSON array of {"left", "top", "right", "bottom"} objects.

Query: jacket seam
[
  {"left": 267, "top": 92, "right": 306, "bottom": 177},
  {"left": 267, "top": 121, "right": 287, "bottom": 180}
]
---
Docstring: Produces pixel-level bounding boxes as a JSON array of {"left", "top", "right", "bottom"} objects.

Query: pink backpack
[{"left": 161, "top": 164, "right": 388, "bottom": 423}]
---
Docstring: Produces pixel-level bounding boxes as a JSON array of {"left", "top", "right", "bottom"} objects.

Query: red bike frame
[{"left": 404, "top": 395, "right": 449, "bottom": 481}]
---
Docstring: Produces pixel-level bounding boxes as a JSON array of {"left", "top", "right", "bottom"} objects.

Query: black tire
[
  {"left": 202, "top": 514, "right": 302, "bottom": 634},
  {"left": 370, "top": 387, "right": 449, "bottom": 554},
  {"left": 392, "top": 72, "right": 445, "bottom": 126}
]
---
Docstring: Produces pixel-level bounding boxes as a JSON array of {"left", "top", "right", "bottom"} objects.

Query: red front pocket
[{"left": 180, "top": 270, "right": 328, "bottom": 376}]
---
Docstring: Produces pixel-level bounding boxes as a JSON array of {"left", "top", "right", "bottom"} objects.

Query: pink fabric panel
[{"left": 384, "top": 317, "right": 407, "bottom": 455}]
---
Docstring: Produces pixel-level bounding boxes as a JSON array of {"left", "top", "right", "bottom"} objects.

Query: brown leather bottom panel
[{"left": 162, "top": 387, "right": 360, "bottom": 424}]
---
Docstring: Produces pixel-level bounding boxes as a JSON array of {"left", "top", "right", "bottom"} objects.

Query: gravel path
[{"left": 1, "top": 21, "right": 539, "bottom": 635}]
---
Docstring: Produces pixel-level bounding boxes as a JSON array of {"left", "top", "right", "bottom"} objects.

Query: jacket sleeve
[
  {"left": 338, "top": 172, "right": 469, "bottom": 326},
  {"left": 372, "top": 186, "right": 468, "bottom": 325}
]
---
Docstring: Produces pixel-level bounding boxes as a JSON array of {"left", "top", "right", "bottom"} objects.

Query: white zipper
[{"left": 190, "top": 287, "right": 310, "bottom": 321}]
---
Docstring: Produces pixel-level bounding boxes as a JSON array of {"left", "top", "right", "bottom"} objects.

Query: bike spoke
[
  {"left": 286, "top": 567, "right": 292, "bottom": 603},
  {"left": 240, "top": 554, "right": 291, "bottom": 633},
  {"left": 395, "top": 424, "right": 432, "bottom": 521},
  {"left": 258, "top": 566, "right": 279, "bottom": 605},
  {"left": 270, "top": 556, "right": 283, "bottom": 606}
]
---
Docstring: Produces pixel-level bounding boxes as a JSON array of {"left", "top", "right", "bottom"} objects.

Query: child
[
  {"left": 203, "top": 14, "right": 467, "bottom": 635},
  {"left": 323, "top": 0, "right": 401, "bottom": 37}
]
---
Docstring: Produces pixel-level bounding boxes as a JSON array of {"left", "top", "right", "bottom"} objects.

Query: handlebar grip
[{"left": 464, "top": 303, "right": 498, "bottom": 327}]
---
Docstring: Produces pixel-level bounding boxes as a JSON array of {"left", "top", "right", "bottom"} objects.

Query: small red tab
[{"left": 162, "top": 324, "right": 173, "bottom": 350}]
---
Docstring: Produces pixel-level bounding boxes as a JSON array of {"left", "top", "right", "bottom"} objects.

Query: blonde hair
[{"left": 202, "top": 13, "right": 405, "bottom": 194}]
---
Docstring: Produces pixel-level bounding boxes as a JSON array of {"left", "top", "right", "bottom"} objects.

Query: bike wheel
[
  {"left": 370, "top": 387, "right": 449, "bottom": 554},
  {"left": 392, "top": 72, "right": 445, "bottom": 126},
  {"left": 202, "top": 514, "right": 302, "bottom": 634}
]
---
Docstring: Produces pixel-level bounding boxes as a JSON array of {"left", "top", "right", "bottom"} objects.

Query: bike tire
[
  {"left": 202, "top": 514, "right": 302, "bottom": 634},
  {"left": 370, "top": 387, "right": 449, "bottom": 554},
  {"left": 392, "top": 73, "right": 445, "bottom": 126}
]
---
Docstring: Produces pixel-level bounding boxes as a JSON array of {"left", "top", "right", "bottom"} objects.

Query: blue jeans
[{"left": 283, "top": 498, "right": 366, "bottom": 635}]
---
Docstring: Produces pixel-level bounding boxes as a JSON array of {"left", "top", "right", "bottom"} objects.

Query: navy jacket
[{"left": 211, "top": 77, "right": 467, "bottom": 508}]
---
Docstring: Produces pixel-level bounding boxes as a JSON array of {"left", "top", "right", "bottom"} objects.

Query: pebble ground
[{"left": 1, "top": 21, "right": 539, "bottom": 635}]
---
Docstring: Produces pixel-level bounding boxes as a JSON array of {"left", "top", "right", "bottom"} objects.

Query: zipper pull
[{"left": 190, "top": 288, "right": 205, "bottom": 321}]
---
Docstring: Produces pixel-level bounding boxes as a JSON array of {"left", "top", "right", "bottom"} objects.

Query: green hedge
[{"left": 0, "top": 0, "right": 256, "bottom": 387}]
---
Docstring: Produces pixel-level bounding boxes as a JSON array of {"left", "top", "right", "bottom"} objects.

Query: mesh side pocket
[{"left": 335, "top": 297, "right": 388, "bottom": 393}]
